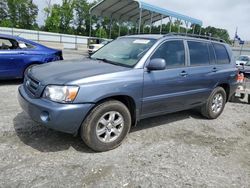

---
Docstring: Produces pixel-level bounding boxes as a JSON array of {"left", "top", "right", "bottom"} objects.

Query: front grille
[{"left": 25, "top": 75, "right": 40, "bottom": 96}]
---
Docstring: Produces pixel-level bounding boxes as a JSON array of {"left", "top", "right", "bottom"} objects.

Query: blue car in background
[{"left": 0, "top": 34, "right": 63, "bottom": 79}]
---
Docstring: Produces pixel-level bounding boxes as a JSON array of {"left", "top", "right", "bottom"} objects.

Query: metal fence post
[
  {"left": 75, "top": 35, "right": 77, "bottom": 50},
  {"left": 37, "top": 30, "right": 40, "bottom": 42}
]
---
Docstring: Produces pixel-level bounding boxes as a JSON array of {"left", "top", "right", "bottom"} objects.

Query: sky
[{"left": 34, "top": 0, "right": 250, "bottom": 40}]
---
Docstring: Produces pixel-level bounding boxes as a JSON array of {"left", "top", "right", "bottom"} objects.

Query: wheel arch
[{"left": 216, "top": 83, "right": 230, "bottom": 102}]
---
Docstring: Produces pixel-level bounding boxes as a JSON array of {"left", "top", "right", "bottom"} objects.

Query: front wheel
[
  {"left": 81, "top": 100, "right": 131, "bottom": 152},
  {"left": 201, "top": 87, "right": 227, "bottom": 119}
]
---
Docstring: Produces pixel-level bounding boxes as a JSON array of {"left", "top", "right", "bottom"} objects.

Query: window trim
[
  {"left": 212, "top": 42, "right": 231, "bottom": 65},
  {"left": 145, "top": 39, "right": 187, "bottom": 69}
]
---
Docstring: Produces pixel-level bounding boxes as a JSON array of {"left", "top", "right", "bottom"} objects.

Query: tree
[
  {"left": 59, "top": 0, "right": 75, "bottom": 34},
  {"left": 0, "top": 0, "right": 8, "bottom": 21},
  {"left": 44, "top": 4, "right": 61, "bottom": 33},
  {"left": 1, "top": 0, "right": 38, "bottom": 29},
  {"left": 74, "top": 0, "right": 88, "bottom": 35},
  {"left": 44, "top": 0, "right": 75, "bottom": 34},
  {"left": 95, "top": 28, "right": 107, "bottom": 38}
]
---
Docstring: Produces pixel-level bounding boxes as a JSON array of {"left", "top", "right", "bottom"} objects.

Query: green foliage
[
  {"left": 44, "top": 4, "right": 61, "bottom": 33},
  {"left": 44, "top": 0, "right": 75, "bottom": 34},
  {"left": 95, "top": 28, "right": 107, "bottom": 39},
  {"left": 0, "top": 0, "right": 38, "bottom": 29}
]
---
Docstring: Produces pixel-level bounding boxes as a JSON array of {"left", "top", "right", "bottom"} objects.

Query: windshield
[
  {"left": 91, "top": 38, "right": 156, "bottom": 67},
  {"left": 237, "top": 56, "right": 250, "bottom": 61}
]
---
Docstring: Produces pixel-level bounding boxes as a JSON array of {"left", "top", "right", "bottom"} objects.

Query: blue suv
[
  {"left": 18, "top": 34, "right": 238, "bottom": 151},
  {"left": 0, "top": 34, "right": 63, "bottom": 79}
]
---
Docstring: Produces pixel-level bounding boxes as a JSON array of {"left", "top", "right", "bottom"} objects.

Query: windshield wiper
[{"left": 93, "top": 57, "right": 123, "bottom": 66}]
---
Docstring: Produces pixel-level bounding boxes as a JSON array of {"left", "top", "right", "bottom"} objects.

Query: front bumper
[{"left": 18, "top": 85, "right": 94, "bottom": 134}]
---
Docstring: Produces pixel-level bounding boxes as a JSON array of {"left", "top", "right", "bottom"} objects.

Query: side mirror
[{"left": 147, "top": 58, "right": 166, "bottom": 71}]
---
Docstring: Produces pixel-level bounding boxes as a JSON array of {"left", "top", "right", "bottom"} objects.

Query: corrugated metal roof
[{"left": 90, "top": 0, "right": 202, "bottom": 26}]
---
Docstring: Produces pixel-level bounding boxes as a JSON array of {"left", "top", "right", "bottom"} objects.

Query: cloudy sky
[{"left": 34, "top": 0, "right": 250, "bottom": 40}]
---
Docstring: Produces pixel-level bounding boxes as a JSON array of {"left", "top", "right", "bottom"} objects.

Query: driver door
[{"left": 141, "top": 40, "right": 190, "bottom": 118}]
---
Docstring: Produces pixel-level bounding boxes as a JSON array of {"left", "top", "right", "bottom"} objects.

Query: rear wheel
[
  {"left": 201, "top": 87, "right": 227, "bottom": 119},
  {"left": 81, "top": 100, "right": 131, "bottom": 152}
]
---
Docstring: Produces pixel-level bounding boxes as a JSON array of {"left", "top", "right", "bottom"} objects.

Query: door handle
[
  {"left": 180, "top": 71, "right": 188, "bottom": 77},
  {"left": 212, "top": 67, "right": 218, "bottom": 72},
  {"left": 18, "top": 52, "right": 26, "bottom": 55}
]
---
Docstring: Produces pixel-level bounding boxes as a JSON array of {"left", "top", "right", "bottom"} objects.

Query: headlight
[{"left": 43, "top": 85, "right": 79, "bottom": 103}]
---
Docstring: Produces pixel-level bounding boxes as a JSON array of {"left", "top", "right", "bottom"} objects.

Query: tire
[
  {"left": 81, "top": 100, "right": 131, "bottom": 152},
  {"left": 23, "top": 64, "right": 38, "bottom": 78},
  {"left": 201, "top": 87, "right": 227, "bottom": 119},
  {"left": 248, "top": 94, "right": 250, "bottom": 104}
]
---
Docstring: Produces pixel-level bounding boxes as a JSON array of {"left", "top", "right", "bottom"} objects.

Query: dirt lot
[{"left": 0, "top": 51, "right": 250, "bottom": 187}]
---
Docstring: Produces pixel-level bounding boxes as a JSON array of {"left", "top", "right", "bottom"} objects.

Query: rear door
[{"left": 183, "top": 40, "right": 218, "bottom": 107}]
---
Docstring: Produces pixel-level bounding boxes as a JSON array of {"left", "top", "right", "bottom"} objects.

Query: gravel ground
[{"left": 0, "top": 51, "right": 250, "bottom": 187}]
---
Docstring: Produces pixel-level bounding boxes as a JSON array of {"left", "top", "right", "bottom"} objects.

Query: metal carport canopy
[{"left": 90, "top": 0, "right": 203, "bottom": 26}]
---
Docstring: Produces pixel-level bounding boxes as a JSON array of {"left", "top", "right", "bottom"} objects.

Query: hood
[{"left": 30, "top": 58, "right": 130, "bottom": 85}]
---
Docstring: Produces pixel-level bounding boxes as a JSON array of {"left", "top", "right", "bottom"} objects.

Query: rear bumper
[{"left": 18, "top": 85, "right": 94, "bottom": 135}]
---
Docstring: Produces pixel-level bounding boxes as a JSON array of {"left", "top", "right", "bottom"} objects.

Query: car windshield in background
[
  {"left": 91, "top": 38, "right": 156, "bottom": 67},
  {"left": 237, "top": 56, "right": 250, "bottom": 61}
]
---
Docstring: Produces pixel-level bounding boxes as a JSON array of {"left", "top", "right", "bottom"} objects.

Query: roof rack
[{"left": 165, "top": 33, "right": 226, "bottom": 43}]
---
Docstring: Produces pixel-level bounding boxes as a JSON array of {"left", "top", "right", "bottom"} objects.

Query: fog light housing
[{"left": 40, "top": 111, "right": 50, "bottom": 122}]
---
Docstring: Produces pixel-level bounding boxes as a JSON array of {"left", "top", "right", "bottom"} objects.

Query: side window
[
  {"left": 18, "top": 41, "right": 35, "bottom": 49},
  {"left": 213, "top": 43, "right": 230, "bottom": 64},
  {"left": 188, "top": 41, "right": 210, "bottom": 66},
  {"left": 151, "top": 40, "right": 185, "bottom": 68},
  {"left": 208, "top": 43, "right": 216, "bottom": 64},
  {"left": 0, "top": 38, "right": 13, "bottom": 50}
]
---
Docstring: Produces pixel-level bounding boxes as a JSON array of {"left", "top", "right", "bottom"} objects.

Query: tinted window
[
  {"left": 151, "top": 40, "right": 185, "bottom": 68},
  {"left": 0, "top": 38, "right": 19, "bottom": 50},
  {"left": 208, "top": 43, "right": 216, "bottom": 64},
  {"left": 213, "top": 43, "right": 230, "bottom": 64},
  {"left": 18, "top": 41, "right": 35, "bottom": 49},
  {"left": 188, "top": 41, "right": 210, "bottom": 66},
  {"left": 0, "top": 38, "right": 13, "bottom": 50}
]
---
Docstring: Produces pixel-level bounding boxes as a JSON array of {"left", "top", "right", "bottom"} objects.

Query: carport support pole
[
  {"left": 169, "top": 17, "right": 172, "bottom": 33},
  {"left": 89, "top": 14, "right": 92, "bottom": 37},
  {"left": 138, "top": 8, "right": 142, "bottom": 34},
  {"left": 118, "top": 22, "right": 121, "bottom": 37},
  {"left": 199, "top": 27, "right": 202, "bottom": 35},
  {"left": 185, "top": 21, "right": 188, "bottom": 34},
  {"left": 150, "top": 12, "right": 153, "bottom": 34},
  {"left": 109, "top": 17, "right": 113, "bottom": 39},
  {"left": 192, "top": 25, "right": 196, "bottom": 34},
  {"left": 178, "top": 20, "right": 181, "bottom": 33},
  {"left": 160, "top": 15, "right": 163, "bottom": 34}
]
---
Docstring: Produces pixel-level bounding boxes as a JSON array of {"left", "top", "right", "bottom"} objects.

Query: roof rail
[{"left": 165, "top": 33, "right": 226, "bottom": 43}]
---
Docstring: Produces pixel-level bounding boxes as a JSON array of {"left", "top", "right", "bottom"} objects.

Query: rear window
[
  {"left": 188, "top": 41, "right": 210, "bottom": 66},
  {"left": 213, "top": 43, "right": 230, "bottom": 64}
]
